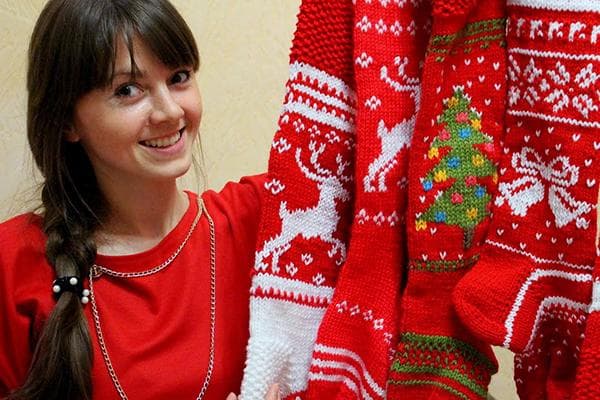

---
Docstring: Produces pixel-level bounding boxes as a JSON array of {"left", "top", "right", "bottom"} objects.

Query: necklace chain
[
  {"left": 88, "top": 198, "right": 216, "bottom": 400},
  {"left": 91, "top": 200, "right": 203, "bottom": 279}
]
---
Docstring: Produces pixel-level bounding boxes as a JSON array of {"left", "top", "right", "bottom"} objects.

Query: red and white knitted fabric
[
  {"left": 239, "top": 1, "right": 356, "bottom": 399},
  {"left": 453, "top": 0, "right": 600, "bottom": 398},
  {"left": 574, "top": 251, "right": 600, "bottom": 398},
  {"left": 388, "top": 0, "right": 506, "bottom": 398},
  {"left": 305, "top": 1, "right": 429, "bottom": 399}
]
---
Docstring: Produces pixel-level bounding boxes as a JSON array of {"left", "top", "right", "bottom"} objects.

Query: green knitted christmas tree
[{"left": 417, "top": 87, "right": 496, "bottom": 248}]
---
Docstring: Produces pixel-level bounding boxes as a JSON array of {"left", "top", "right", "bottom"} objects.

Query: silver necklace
[{"left": 88, "top": 199, "right": 216, "bottom": 400}]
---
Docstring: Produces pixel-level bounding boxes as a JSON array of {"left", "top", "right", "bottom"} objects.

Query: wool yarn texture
[
  {"left": 239, "top": 0, "right": 356, "bottom": 398},
  {"left": 573, "top": 251, "right": 600, "bottom": 398},
  {"left": 387, "top": 0, "right": 507, "bottom": 398},
  {"left": 241, "top": 0, "right": 600, "bottom": 398},
  {"left": 304, "top": 0, "right": 429, "bottom": 398},
  {"left": 453, "top": 0, "right": 600, "bottom": 398}
]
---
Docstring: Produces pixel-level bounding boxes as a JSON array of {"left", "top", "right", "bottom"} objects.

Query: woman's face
[{"left": 70, "top": 37, "right": 202, "bottom": 191}]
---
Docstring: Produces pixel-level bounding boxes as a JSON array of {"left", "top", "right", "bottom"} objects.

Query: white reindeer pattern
[
  {"left": 364, "top": 119, "right": 415, "bottom": 192},
  {"left": 363, "top": 56, "right": 421, "bottom": 192},
  {"left": 256, "top": 141, "right": 352, "bottom": 272}
]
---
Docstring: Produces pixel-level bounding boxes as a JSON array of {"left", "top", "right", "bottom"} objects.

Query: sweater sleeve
[
  {"left": 201, "top": 174, "right": 266, "bottom": 254},
  {"left": 240, "top": 0, "right": 356, "bottom": 398},
  {"left": 0, "top": 215, "right": 52, "bottom": 397}
]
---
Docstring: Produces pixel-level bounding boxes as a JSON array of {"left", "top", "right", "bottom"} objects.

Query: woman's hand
[{"left": 226, "top": 384, "right": 280, "bottom": 400}]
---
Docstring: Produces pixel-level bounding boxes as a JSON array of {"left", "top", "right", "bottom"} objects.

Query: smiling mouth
[{"left": 140, "top": 128, "right": 185, "bottom": 148}]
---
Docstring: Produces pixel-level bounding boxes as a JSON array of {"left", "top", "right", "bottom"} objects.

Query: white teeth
[{"left": 142, "top": 131, "right": 182, "bottom": 148}]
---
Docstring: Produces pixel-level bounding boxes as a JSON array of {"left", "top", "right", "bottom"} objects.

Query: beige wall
[
  {"left": 0, "top": 0, "right": 298, "bottom": 217},
  {"left": 0, "top": 1, "right": 516, "bottom": 398}
]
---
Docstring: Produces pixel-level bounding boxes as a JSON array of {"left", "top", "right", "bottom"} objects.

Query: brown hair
[{"left": 10, "top": 1, "right": 199, "bottom": 399}]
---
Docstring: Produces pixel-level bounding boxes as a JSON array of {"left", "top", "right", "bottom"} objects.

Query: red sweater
[{"left": 0, "top": 175, "right": 264, "bottom": 399}]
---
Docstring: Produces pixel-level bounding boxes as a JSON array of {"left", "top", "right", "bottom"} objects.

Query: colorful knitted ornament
[
  {"left": 387, "top": 0, "right": 506, "bottom": 398},
  {"left": 304, "top": 1, "right": 430, "bottom": 399},
  {"left": 239, "top": 0, "right": 356, "bottom": 399},
  {"left": 573, "top": 251, "right": 600, "bottom": 399},
  {"left": 453, "top": 0, "right": 599, "bottom": 397}
]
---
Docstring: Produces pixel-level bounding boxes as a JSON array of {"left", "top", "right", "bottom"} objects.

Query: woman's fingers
[
  {"left": 265, "top": 384, "right": 280, "bottom": 400},
  {"left": 226, "top": 393, "right": 238, "bottom": 400}
]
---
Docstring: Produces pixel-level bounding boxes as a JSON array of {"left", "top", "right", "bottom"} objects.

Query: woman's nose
[{"left": 149, "top": 87, "right": 184, "bottom": 125}]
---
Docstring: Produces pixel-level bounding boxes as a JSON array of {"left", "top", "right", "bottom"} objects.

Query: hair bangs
[
  {"left": 131, "top": 1, "right": 200, "bottom": 72},
  {"left": 83, "top": 0, "right": 200, "bottom": 91}
]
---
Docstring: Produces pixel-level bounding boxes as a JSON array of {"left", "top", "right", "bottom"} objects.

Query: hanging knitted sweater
[
  {"left": 453, "top": 0, "right": 600, "bottom": 398},
  {"left": 240, "top": 0, "right": 429, "bottom": 396},
  {"left": 388, "top": 0, "right": 507, "bottom": 398},
  {"left": 240, "top": 0, "right": 508, "bottom": 398},
  {"left": 239, "top": 0, "right": 357, "bottom": 398},
  {"left": 243, "top": 0, "right": 599, "bottom": 398},
  {"left": 305, "top": 0, "right": 430, "bottom": 398}
]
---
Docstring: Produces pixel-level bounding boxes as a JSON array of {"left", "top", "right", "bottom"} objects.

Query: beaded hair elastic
[{"left": 52, "top": 276, "right": 90, "bottom": 304}]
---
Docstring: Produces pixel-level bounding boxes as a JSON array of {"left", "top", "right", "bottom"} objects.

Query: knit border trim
[
  {"left": 408, "top": 255, "right": 479, "bottom": 272},
  {"left": 389, "top": 362, "right": 487, "bottom": 398},
  {"left": 431, "top": 19, "right": 506, "bottom": 46},
  {"left": 311, "top": 344, "right": 386, "bottom": 398},
  {"left": 250, "top": 273, "right": 334, "bottom": 308},
  {"left": 486, "top": 239, "right": 594, "bottom": 271},
  {"left": 502, "top": 268, "right": 592, "bottom": 348},
  {"left": 388, "top": 379, "right": 470, "bottom": 400},
  {"left": 389, "top": 333, "right": 495, "bottom": 398},
  {"left": 507, "top": 0, "right": 600, "bottom": 12},
  {"left": 399, "top": 333, "right": 496, "bottom": 371},
  {"left": 428, "top": 18, "right": 506, "bottom": 61}
]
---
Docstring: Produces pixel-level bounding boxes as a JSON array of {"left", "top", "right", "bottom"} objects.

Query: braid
[{"left": 9, "top": 174, "right": 101, "bottom": 400}]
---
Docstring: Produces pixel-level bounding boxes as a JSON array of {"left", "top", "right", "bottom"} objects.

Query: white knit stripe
[
  {"left": 289, "top": 61, "right": 357, "bottom": 100},
  {"left": 312, "top": 343, "right": 386, "bottom": 398},
  {"left": 251, "top": 273, "right": 335, "bottom": 303},
  {"left": 242, "top": 296, "right": 329, "bottom": 398},
  {"left": 508, "top": 48, "right": 600, "bottom": 62},
  {"left": 507, "top": 0, "right": 600, "bottom": 13},
  {"left": 283, "top": 101, "right": 355, "bottom": 133},
  {"left": 486, "top": 239, "right": 594, "bottom": 271},
  {"left": 590, "top": 280, "right": 600, "bottom": 313},
  {"left": 503, "top": 269, "right": 592, "bottom": 348},
  {"left": 290, "top": 83, "right": 357, "bottom": 114},
  {"left": 525, "top": 295, "right": 589, "bottom": 351},
  {"left": 507, "top": 110, "right": 600, "bottom": 129},
  {"left": 307, "top": 371, "right": 363, "bottom": 399},
  {"left": 310, "top": 359, "right": 375, "bottom": 400}
]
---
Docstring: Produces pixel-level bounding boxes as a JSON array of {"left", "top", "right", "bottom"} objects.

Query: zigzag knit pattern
[{"left": 239, "top": 1, "right": 356, "bottom": 399}]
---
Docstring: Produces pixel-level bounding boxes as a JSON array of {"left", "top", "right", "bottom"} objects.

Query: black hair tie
[{"left": 52, "top": 276, "right": 90, "bottom": 304}]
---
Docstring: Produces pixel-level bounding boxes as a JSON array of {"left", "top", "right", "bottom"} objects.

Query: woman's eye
[
  {"left": 171, "top": 70, "right": 191, "bottom": 84},
  {"left": 115, "top": 84, "right": 141, "bottom": 98}
]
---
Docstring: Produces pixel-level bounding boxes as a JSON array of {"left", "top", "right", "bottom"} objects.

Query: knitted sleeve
[{"left": 239, "top": 1, "right": 356, "bottom": 399}]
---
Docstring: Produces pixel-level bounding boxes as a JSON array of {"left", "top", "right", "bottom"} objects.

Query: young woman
[{"left": 0, "top": 0, "right": 277, "bottom": 399}]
